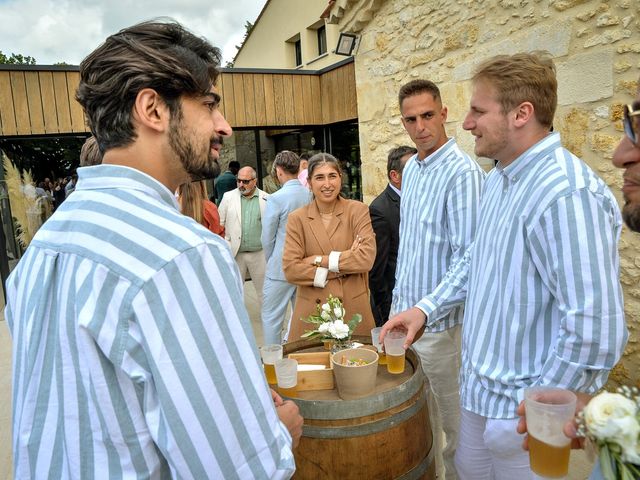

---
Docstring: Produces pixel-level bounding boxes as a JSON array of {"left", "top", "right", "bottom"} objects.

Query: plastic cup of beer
[
  {"left": 370, "top": 327, "right": 387, "bottom": 365},
  {"left": 275, "top": 358, "right": 298, "bottom": 398},
  {"left": 259, "top": 344, "right": 283, "bottom": 385},
  {"left": 524, "top": 387, "right": 577, "bottom": 479},
  {"left": 383, "top": 330, "right": 406, "bottom": 374}
]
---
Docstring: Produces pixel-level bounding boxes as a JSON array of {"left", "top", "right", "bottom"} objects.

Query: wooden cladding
[
  {"left": 0, "top": 70, "right": 88, "bottom": 136},
  {"left": 0, "top": 60, "right": 357, "bottom": 137}
]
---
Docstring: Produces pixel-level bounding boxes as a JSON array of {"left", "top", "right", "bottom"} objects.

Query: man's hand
[
  {"left": 516, "top": 391, "right": 592, "bottom": 450},
  {"left": 380, "top": 307, "right": 426, "bottom": 348},
  {"left": 271, "top": 388, "right": 284, "bottom": 407},
  {"left": 276, "top": 400, "right": 303, "bottom": 448}
]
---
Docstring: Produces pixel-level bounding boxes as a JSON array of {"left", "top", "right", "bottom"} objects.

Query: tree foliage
[
  {"left": 0, "top": 137, "right": 85, "bottom": 182},
  {"left": 0, "top": 51, "right": 36, "bottom": 65},
  {"left": 225, "top": 21, "right": 254, "bottom": 68}
]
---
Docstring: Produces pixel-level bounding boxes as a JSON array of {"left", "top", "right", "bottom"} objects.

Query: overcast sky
[{"left": 0, "top": 0, "right": 266, "bottom": 66}]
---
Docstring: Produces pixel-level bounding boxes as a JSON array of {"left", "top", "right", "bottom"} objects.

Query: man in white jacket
[{"left": 219, "top": 165, "right": 269, "bottom": 303}]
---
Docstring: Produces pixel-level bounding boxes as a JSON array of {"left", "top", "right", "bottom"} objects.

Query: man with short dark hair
[
  {"left": 5, "top": 20, "right": 301, "bottom": 479},
  {"left": 219, "top": 165, "right": 270, "bottom": 305},
  {"left": 261, "top": 151, "right": 311, "bottom": 344},
  {"left": 390, "top": 79, "right": 485, "bottom": 479},
  {"left": 383, "top": 52, "right": 627, "bottom": 479},
  {"left": 368, "top": 145, "right": 416, "bottom": 326},
  {"left": 214, "top": 159, "right": 240, "bottom": 203}
]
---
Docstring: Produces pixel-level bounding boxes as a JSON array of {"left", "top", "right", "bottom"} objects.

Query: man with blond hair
[{"left": 383, "top": 52, "right": 627, "bottom": 478}]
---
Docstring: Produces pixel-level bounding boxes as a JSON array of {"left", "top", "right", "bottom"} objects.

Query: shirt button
[{"left": 315, "top": 298, "right": 321, "bottom": 304}]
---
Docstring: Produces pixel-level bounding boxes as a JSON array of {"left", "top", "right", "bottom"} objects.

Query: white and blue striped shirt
[
  {"left": 6, "top": 165, "right": 295, "bottom": 479},
  {"left": 420, "top": 133, "right": 628, "bottom": 418},
  {"left": 392, "top": 137, "right": 485, "bottom": 333}
]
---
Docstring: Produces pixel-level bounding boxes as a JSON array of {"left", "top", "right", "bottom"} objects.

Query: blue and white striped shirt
[
  {"left": 420, "top": 133, "right": 628, "bottom": 418},
  {"left": 6, "top": 165, "right": 295, "bottom": 479},
  {"left": 392, "top": 137, "right": 485, "bottom": 333}
]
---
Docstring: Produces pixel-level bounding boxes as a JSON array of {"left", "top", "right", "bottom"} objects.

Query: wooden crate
[{"left": 288, "top": 351, "right": 334, "bottom": 391}]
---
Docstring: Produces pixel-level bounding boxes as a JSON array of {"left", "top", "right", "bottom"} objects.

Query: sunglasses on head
[
  {"left": 237, "top": 178, "right": 255, "bottom": 185},
  {"left": 624, "top": 103, "right": 640, "bottom": 147}
]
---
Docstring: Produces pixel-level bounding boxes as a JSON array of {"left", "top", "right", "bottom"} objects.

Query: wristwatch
[{"left": 313, "top": 255, "right": 323, "bottom": 267}]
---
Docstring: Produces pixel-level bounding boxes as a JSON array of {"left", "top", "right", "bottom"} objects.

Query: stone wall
[{"left": 335, "top": 0, "right": 639, "bottom": 387}]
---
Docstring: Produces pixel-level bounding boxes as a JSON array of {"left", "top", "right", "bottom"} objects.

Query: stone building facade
[{"left": 327, "top": 0, "right": 639, "bottom": 387}]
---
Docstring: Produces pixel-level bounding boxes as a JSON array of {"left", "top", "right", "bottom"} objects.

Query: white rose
[
  {"left": 584, "top": 392, "right": 639, "bottom": 454},
  {"left": 328, "top": 320, "right": 350, "bottom": 339},
  {"left": 318, "top": 322, "right": 331, "bottom": 333},
  {"left": 322, "top": 303, "right": 331, "bottom": 312},
  {"left": 320, "top": 310, "right": 331, "bottom": 321},
  {"left": 333, "top": 307, "right": 345, "bottom": 319}
]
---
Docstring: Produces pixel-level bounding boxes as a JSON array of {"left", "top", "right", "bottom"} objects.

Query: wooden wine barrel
[{"left": 283, "top": 337, "right": 435, "bottom": 480}]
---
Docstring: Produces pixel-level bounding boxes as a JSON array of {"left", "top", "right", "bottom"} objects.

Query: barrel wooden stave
[{"left": 284, "top": 338, "right": 436, "bottom": 480}]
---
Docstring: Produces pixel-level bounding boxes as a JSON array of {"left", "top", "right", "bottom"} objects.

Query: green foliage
[
  {"left": 0, "top": 51, "right": 36, "bottom": 65},
  {"left": 226, "top": 20, "right": 255, "bottom": 68},
  {"left": 0, "top": 137, "right": 85, "bottom": 181}
]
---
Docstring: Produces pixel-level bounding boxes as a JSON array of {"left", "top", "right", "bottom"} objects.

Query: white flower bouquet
[
  {"left": 301, "top": 294, "right": 361, "bottom": 343},
  {"left": 578, "top": 386, "right": 640, "bottom": 480}
]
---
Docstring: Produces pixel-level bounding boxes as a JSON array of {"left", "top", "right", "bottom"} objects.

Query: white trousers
[
  {"left": 455, "top": 408, "right": 532, "bottom": 480},
  {"left": 413, "top": 324, "right": 462, "bottom": 480},
  {"left": 235, "top": 250, "right": 266, "bottom": 306},
  {"left": 261, "top": 278, "right": 296, "bottom": 345}
]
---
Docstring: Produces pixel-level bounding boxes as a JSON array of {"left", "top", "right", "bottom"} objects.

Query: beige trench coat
[{"left": 283, "top": 197, "right": 376, "bottom": 340}]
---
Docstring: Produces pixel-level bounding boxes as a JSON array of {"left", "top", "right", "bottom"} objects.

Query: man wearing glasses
[
  {"left": 219, "top": 166, "right": 270, "bottom": 305},
  {"left": 615, "top": 98, "right": 640, "bottom": 231}
]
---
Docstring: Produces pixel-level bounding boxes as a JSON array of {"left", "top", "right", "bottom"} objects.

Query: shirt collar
[
  {"left": 389, "top": 183, "right": 401, "bottom": 197},
  {"left": 283, "top": 179, "right": 302, "bottom": 187},
  {"left": 412, "top": 137, "right": 455, "bottom": 168},
  {"left": 498, "top": 132, "right": 561, "bottom": 181},
  {"left": 76, "top": 164, "right": 179, "bottom": 210},
  {"left": 240, "top": 188, "right": 258, "bottom": 199}
]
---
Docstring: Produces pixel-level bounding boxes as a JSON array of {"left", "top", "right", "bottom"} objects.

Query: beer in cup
[
  {"left": 383, "top": 330, "right": 406, "bottom": 374},
  {"left": 370, "top": 327, "right": 387, "bottom": 365},
  {"left": 524, "top": 387, "right": 577, "bottom": 479},
  {"left": 275, "top": 358, "right": 298, "bottom": 398},
  {"left": 260, "top": 344, "right": 283, "bottom": 385}
]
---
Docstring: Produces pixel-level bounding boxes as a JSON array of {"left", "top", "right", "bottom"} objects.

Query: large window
[
  {"left": 317, "top": 26, "right": 327, "bottom": 56},
  {"left": 294, "top": 39, "right": 302, "bottom": 67}
]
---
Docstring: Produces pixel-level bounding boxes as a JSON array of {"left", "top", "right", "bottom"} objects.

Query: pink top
[{"left": 298, "top": 168, "right": 308, "bottom": 187}]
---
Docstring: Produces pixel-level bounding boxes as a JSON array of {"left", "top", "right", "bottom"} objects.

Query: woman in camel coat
[{"left": 282, "top": 153, "right": 376, "bottom": 341}]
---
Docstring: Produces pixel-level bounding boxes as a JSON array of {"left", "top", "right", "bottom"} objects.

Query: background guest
[
  {"left": 178, "top": 180, "right": 225, "bottom": 237},
  {"left": 261, "top": 151, "right": 311, "bottom": 344},
  {"left": 283, "top": 153, "right": 376, "bottom": 340}
]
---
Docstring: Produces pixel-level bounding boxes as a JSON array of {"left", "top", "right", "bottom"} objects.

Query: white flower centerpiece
[
  {"left": 301, "top": 294, "right": 362, "bottom": 353},
  {"left": 578, "top": 386, "right": 640, "bottom": 479}
]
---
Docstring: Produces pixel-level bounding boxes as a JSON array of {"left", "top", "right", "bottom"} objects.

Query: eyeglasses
[
  {"left": 624, "top": 103, "right": 640, "bottom": 146},
  {"left": 237, "top": 178, "right": 255, "bottom": 185}
]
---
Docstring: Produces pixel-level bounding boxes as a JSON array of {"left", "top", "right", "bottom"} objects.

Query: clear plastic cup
[
  {"left": 275, "top": 358, "right": 298, "bottom": 398},
  {"left": 370, "top": 327, "right": 387, "bottom": 365},
  {"left": 383, "top": 330, "right": 406, "bottom": 374},
  {"left": 260, "top": 344, "right": 283, "bottom": 385},
  {"left": 524, "top": 387, "right": 577, "bottom": 479}
]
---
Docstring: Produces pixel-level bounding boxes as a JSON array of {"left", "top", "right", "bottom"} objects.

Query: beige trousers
[
  {"left": 413, "top": 323, "right": 462, "bottom": 480},
  {"left": 235, "top": 250, "right": 266, "bottom": 305}
]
